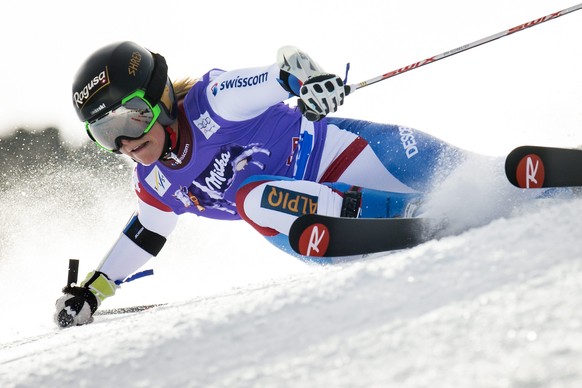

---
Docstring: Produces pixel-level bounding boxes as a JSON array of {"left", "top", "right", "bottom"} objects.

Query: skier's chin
[
  {"left": 133, "top": 154, "right": 159, "bottom": 166},
  {"left": 121, "top": 142, "right": 161, "bottom": 166}
]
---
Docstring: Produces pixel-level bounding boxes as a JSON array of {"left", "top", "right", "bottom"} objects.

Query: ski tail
[
  {"left": 289, "top": 215, "right": 442, "bottom": 257},
  {"left": 505, "top": 146, "right": 582, "bottom": 188}
]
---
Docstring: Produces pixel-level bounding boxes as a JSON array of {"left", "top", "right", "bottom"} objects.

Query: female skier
[{"left": 55, "top": 41, "right": 467, "bottom": 327}]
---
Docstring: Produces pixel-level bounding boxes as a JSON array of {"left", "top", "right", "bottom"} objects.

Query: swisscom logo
[{"left": 211, "top": 72, "right": 269, "bottom": 96}]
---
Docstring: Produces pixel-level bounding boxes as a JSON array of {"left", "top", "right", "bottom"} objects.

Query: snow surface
[
  {"left": 1, "top": 147, "right": 581, "bottom": 387},
  {"left": 1, "top": 1, "right": 582, "bottom": 387}
]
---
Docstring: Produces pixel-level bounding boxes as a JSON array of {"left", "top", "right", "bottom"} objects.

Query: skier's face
[{"left": 118, "top": 122, "right": 166, "bottom": 166}]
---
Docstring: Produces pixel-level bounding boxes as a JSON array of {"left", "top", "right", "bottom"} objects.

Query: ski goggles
[{"left": 85, "top": 90, "right": 161, "bottom": 152}]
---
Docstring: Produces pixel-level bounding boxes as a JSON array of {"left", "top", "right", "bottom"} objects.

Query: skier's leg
[
  {"left": 236, "top": 175, "right": 424, "bottom": 261},
  {"left": 322, "top": 118, "right": 468, "bottom": 193},
  {"left": 235, "top": 175, "right": 342, "bottom": 238}
]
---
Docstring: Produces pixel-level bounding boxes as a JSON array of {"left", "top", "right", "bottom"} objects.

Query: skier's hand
[
  {"left": 298, "top": 74, "right": 346, "bottom": 121},
  {"left": 54, "top": 285, "right": 98, "bottom": 327},
  {"left": 54, "top": 271, "right": 116, "bottom": 328}
]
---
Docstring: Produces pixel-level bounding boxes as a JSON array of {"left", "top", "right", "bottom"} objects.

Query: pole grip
[{"left": 67, "top": 259, "right": 79, "bottom": 287}]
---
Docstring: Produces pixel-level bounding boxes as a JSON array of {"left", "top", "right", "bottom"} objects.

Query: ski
[
  {"left": 505, "top": 145, "right": 582, "bottom": 188},
  {"left": 94, "top": 303, "right": 166, "bottom": 316},
  {"left": 289, "top": 214, "right": 442, "bottom": 257}
]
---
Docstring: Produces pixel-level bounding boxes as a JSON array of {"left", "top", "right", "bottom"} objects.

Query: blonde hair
[{"left": 172, "top": 77, "right": 198, "bottom": 100}]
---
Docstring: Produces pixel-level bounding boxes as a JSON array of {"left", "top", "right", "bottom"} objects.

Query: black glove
[
  {"left": 54, "top": 271, "right": 116, "bottom": 328},
  {"left": 298, "top": 74, "right": 346, "bottom": 121},
  {"left": 54, "top": 285, "right": 98, "bottom": 327}
]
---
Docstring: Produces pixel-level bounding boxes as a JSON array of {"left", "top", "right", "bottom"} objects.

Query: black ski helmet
[{"left": 72, "top": 41, "right": 176, "bottom": 127}]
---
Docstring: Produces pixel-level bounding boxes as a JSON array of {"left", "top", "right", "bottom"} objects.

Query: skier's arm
[
  {"left": 97, "top": 201, "right": 178, "bottom": 280},
  {"left": 95, "top": 168, "right": 179, "bottom": 282},
  {"left": 206, "top": 64, "right": 290, "bottom": 121},
  {"left": 207, "top": 46, "right": 346, "bottom": 122},
  {"left": 54, "top": 199, "right": 178, "bottom": 328}
]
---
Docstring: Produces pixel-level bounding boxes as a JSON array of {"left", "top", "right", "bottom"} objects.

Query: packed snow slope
[
  {"left": 0, "top": 130, "right": 581, "bottom": 388},
  {"left": 1, "top": 2, "right": 582, "bottom": 384}
]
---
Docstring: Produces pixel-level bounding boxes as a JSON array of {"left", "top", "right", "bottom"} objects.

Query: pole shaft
[{"left": 348, "top": 3, "right": 582, "bottom": 93}]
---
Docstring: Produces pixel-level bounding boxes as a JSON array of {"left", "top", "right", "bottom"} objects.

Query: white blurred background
[{"left": 1, "top": 0, "right": 581, "bottom": 155}]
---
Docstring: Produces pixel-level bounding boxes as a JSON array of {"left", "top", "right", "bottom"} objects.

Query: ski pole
[{"left": 347, "top": 3, "right": 582, "bottom": 94}]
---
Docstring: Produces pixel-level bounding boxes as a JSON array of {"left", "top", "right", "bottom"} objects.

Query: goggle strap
[{"left": 143, "top": 52, "right": 168, "bottom": 108}]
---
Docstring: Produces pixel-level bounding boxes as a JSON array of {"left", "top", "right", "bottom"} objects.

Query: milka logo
[
  {"left": 73, "top": 68, "right": 109, "bottom": 109},
  {"left": 145, "top": 166, "right": 171, "bottom": 196},
  {"left": 398, "top": 126, "right": 419, "bottom": 159},
  {"left": 205, "top": 152, "right": 231, "bottom": 191}
]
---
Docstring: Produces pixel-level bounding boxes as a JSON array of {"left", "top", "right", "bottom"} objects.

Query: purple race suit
[{"left": 135, "top": 68, "right": 328, "bottom": 220}]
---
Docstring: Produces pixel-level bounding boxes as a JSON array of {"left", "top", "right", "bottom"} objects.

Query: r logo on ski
[
  {"left": 298, "top": 223, "right": 330, "bottom": 257},
  {"left": 306, "top": 225, "right": 325, "bottom": 256},
  {"left": 515, "top": 153, "right": 545, "bottom": 189}
]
